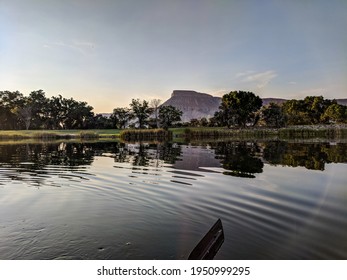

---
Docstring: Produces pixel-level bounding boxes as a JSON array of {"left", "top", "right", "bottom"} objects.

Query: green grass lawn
[{"left": 0, "top": 129, "right": 121, "bottom": 139}]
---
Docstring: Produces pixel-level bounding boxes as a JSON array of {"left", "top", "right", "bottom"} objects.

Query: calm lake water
[{"left": 0, "top": 140, "right": 347, "bottom": 259}]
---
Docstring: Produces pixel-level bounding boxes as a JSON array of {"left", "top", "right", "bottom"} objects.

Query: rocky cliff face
[{"left": 161, "top": 90, "right": 221, "bottom": 122}]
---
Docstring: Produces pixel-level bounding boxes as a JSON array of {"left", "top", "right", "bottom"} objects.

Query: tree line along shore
[
  {"left": 1, "top": 89, "right": 347, "bottom": 141},
  {"left": 1, "top": 125, "right": 347, "bottom": 142}
]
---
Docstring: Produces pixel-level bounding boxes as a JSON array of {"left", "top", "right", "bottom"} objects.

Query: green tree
[
  {"left": 150, "top": 99, "right": 161, "bottom": 128},
  {"left": 45, "top": 95, "right": 94, "bottom": 129},
  {"left": 45, "top": 95, "right": 64, "bottom": 129},
  {"left": 92, "top": 114, "right": 113, "bottom": 129},
  {"left": 130, "top": 99, "right": 152, "bottom": 129},
  {"left": 261, "top": 102, "right": 286, "bottom": 128},
  {"left": 111, "top": 107, "right": 133, "bottom": 129},
  {"left": 303, "top": 96, "right": 334, "bottom": 124},
  {"left": 282, "top": 99, "right": 307, "bottom": 125},
  {"left": 10, "top": 89, "right": 50, "bottom": 129},
  {"left": 67, "top": 100, "right": 94, "bottom": 129},
  {"left": 217, "top": 91, "right": 262, "bottom": 128},
  {"left": 199, "top": 117, "right": 209, "bottom": 127},
  {"left": 158, "top": 105, "right": 182, "bottom": 129},
  {"left": 16, "top": 96, "right": 32, "bottom": 130},
  {"left": 282, "top": 96, "right": 335, "bottom": 125},
  {"left": 189, "top": 118, "right": 200, "bottom": 127},
  {"left": 27, "top": 90, "right": 49, "bottom": 129},
  {"left": 0, "top": 91, "right": 24, "bottom": 129},
  {"left": 321, "top": 104, "right": 347, "bottom": 123}
]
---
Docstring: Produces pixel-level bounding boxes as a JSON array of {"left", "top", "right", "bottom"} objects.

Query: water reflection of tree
[
  {"left": 211, "top": 142, "right": 264, "bottom": 178},
  {"left": 130, "top": 144, "right": 150, "bottom": 166},
  {"left": 263, "top": 141, "right": 347, "bottom": 170},
  {"left": 158, "top": 143, "right": 182, "bottom": 164},
  {"left": 1, "top": 140, "right": 346, "bottom": 178},
  {"left": 118, "top": 142, "right": 182, "bottom": 167},
  {"left": 0, "top": 142, "right": 95, "bottom": 169}
]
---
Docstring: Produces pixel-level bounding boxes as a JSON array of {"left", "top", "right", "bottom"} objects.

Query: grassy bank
[
  {"left": 0, "top": 129, "right": 120, "bottom": 140},
  {"left": 1, "top": 125, "right": 346, "bottom": 142}
]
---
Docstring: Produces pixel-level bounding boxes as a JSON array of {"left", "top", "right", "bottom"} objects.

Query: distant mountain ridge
[
  {"left": 161, "top": 90, "right": 347, "bottom": 122},
  {"left": 336, "top": 99, "right": 347, "bottom": 106}
]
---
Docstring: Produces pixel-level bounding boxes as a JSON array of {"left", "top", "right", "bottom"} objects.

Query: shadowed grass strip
[
  {"left": 120, "top": 129, "right": 172, "bottom": 141},
  {"left": 32, "top": 132, "right": 63, "bottom": 139},
  {"left": 184, "top": 125, "right": 347, "bottom": 140},
  {"left": 79, "top": 131, "right": 99, "bottom": 139},
  {"left": 278, "top": 126, "right": 347, "bottom": 139},
  {"left": 184, "top": 128, "right": 278, "bottom": 139},
  {"left": 0, "top": 133, "right": 30, "bottom": 140},
  {"left": 0, "top": 131, "right": 100, "bottom": 140}
]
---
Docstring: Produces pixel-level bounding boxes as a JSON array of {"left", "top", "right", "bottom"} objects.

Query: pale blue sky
[{"left": 1, "top": 0, "right": 346, "bottom": 113}]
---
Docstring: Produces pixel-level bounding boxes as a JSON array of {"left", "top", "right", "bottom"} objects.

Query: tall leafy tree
[
  {"left": 303, "top": 96, "right": 334, "bottom": 124},
  {"left": 16, "top": 96, "right": 32, "bottom": 130},
  {"left": 16, "top": 90, "right": 49, "bottom": 129},
  {"left": 130, "top": 99, "right": 152, "bottom": 129},
  {"left": 64, "top": 99, "right": 94, "bottom": 129},
  {"left": 46, "top": 95, "right": 66, "bottom": 129},
  {"left": 27, "top": 90, "right": 49, "bottom": 129},
  {"left": 283, "top": 96, "right": 335, "bottom": 125},
  {"left": 92, "top": 114, "right": 113, "bottom": 129},
  {"left": 261, "top": 103, "right": 286, "bottom": 128},
  {"left": 111, "top": 107, "right": 133, "bottom": 129},
  {"left": 282, "top": 99, "right": 309, "bottom": 125},
  {"left": 150, "top": 99, "right": 161, "bottom": 128},
  {"left": 45, "top": 95, "right": 94, "bottom": 129},
  {"left": 321, "top": 104, "right": 347, "bottom": 123},
  {"left": 0, "top": 91, "right": 24, "bottom": 129},
  {"left": 158, "top": 105, "right": 182, "bottom": 129},
  {"left": 217, "top": 91, "right": 262, "bottom": 128}
]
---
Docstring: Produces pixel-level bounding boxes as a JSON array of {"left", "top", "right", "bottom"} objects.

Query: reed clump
[
  {"left": 120, "top": 129, "right": 172, "bottom": 142},
  {"left": 32, "top": 132, "right": 63, "bottom": 139},
  {"left": 184, "top": 127, "right": 278, "bottom": 140},
  {"left": 79, "top": 131, "right": 99, "bottom": 139},
  {"left": 184, "top": 125, "right": 347, "bottom": 140},
  {"left": 278, "top": 125, "right": 347, "bottom": 139}
]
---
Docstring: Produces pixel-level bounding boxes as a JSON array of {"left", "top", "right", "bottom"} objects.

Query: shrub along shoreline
[
  {"left": 182, "top": 125, "right": 347, "bottom": 140},
  {"left": 0, "top": 125, "right": 347, "bottom": 141}
]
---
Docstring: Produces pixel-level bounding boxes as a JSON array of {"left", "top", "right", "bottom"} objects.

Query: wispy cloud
[
  {"left": 289, "top": 81, "right": 297, "bottom": 85},
  {"left": 235, "top": 71, "right": 255, "bottom": 78},
  {"left": 43, "top": 40, "right": 96, "bottom": 55},
  {"left": 236, "top": 70, "right": 277, "bottom": 88}
]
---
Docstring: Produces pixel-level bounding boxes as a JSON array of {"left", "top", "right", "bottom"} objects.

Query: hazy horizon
[{"left": 1, "top": 0, "right": 346, "bottom": 113}]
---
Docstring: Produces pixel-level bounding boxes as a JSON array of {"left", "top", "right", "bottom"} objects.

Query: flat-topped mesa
[
  {"left": 171, "top": 90, "right": 213, "bottom": 98},
  {"left": 162, "top": 90, "right": 222, "bottom": 122}
]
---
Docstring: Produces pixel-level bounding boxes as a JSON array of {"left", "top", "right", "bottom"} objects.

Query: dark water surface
[{"left": 0, "top": 140, "right": 346, "bottom": 259}]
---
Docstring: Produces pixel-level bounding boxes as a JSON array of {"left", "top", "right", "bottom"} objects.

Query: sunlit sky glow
[{"left": 1, "top": 0, "right": 346, "bottom": 113}]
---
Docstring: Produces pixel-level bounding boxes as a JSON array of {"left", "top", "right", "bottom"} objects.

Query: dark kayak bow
[{"left": 188, "top": 219, "right": 224, "bottom": 260}]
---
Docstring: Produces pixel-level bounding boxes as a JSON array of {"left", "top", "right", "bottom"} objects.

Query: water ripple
[{"left": 1, "top": 143, "right": 347, "bottom": 259}]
